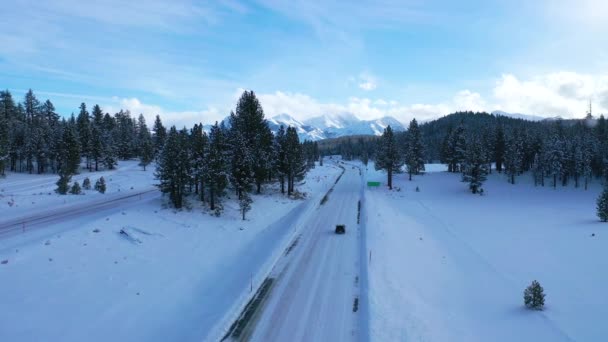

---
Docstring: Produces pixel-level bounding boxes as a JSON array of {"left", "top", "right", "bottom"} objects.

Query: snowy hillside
[{"left": 364, "top": 163, "right": 607, "bottom": 341}]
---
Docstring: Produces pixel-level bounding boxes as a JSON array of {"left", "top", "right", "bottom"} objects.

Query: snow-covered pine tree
[
  {"left": 461, "top": 136, "right": 488, "bottom": 194},
  {"left": 446, "top": 124, "right": 466, "bottom": 173},
  {"left": 0, "top": 92, "right": 9, "bottom": 176},
  {"left": 531, "top": 153, "right": 544, "bottom": 186},
  {"left": 76, "top": 103, "right": 92, "bottom": 170},
  {"left": 597, "top": 185, "right": 608, "bottom": 222},
  {"left": 273, "top": 125, "right": 288, "bottom": 194},
  {"left": 504, "top": 132, "right": 523, "bottom": 184},
  {"left": 206, "top": 122, "right": 229, "bottom": 212},
  {"left": 94, "top": 176, "right": 106, "bottom": 193},
  {"left": 136, "top": 114, "right": 154, "bottom": 171},
  {"left": 55, "top": 172, "right": 71, "bottom": 195},
  {"left": 89, "top": 104, "right": 105, "bottom": 171},
  {"left": 155, "top": 126, "right": 186, "bottom": 208},
  {"left": 405, "top": 118, "right": 425, "bottom": 181},
  {"left": 239, "top": 191, "right": 253, "bottom": 220},
  {"left": 285, "top": 126, "right": 306, "bottom": 196},
  {"left": 70, "top": 181, "right": 82, "bottom": 195},
  {"left": 375, "top": 125, "right": 403, "bottom": 190},
  {"left": 546, "top": 133, "right": 564, "bottom": 188},
  {"left": 229, "top": 127, "right": 253, "bottom": 200},
  {"left": 190, "top": 123, "right": 208, "bottom": 201},
  {"left": 152, "top": 115, "right": 167, "bottom": 156},
  {"left": 524, "top": 280, "right": 546, "bottom": 310},
  {"left": 59, "top": 120, "right": 81, "bottom": 175},
  {"left": 83, "top": 177, "right": 91, "bottom": 190}
]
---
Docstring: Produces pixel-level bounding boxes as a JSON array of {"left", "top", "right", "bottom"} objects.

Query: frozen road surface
[{"left": 226, "top": 164, "right": 365, "bottom": 342}]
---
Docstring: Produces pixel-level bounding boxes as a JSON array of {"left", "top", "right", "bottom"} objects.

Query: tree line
[
  {"left": 368, "top": 111, "right": 608, "bottom": 198},
  {"left": 152, "top": 91, "right": 316, "bottom": 217},
  {"left": 0, "top": 89, "right": 317, "bottom": 219}
]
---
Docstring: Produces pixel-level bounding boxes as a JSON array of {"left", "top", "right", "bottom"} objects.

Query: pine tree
[
  {"left": 375, "top": 125, "right": 402, "bottom": 190},
  {"left": 273, "top": 125, "right": 288, "bottom": 194},
  {"left": 190, "top": 123, "right": 208, "bottom": 201},
  {"left": 76, "top": 103, "right": 92, "bottom": 170},
  {"left": 524, "top": 280, "right": 546, "bottom": 310},
  {"left": 462, "top": 137, "right": 488, "bottom": 194},
  {"left": 597, "top": 185, "right": 608, "bottom": 222},
  {"left": 90, "top": 104, "right": 105, "bottom": 171},
  {"left": 504, "top": 132, "right": 523, "bottom": 184},
  {"left": 55, "top": 172, "right": 71, "bottom": 195},
  {"left": 58, "top": 120, "right": 81, "bottom": 175},
  {"left": 70, "top": 181, "right": 82, "bottom": 195},
  {"left": 83, "top": 177, "right": 91, "bottom": 190},
  {"left": 239, "top": 191, "right": 253, "bottom": 220},
  {"left": 207, "top": 122, "right": 228, "bottom": 211},
  {"left": 136, "top": 114, "right": 154, "bottom": 171},
  {"left": 446, "top": 124, "right": 466, "bottom": 173},
  {"left": 546, "top": 134, "right": 564, "bottom": 188},
  {"left": 229, "top": 127, "right": 253, "bottom": 199},
  {"left": 95, "top": 176, "right": 106, "bottom": 193},
  {"left": 494, "top": 125, "right": 506, "bottom": 173},
  {"left": 0, "top": 91, "right": 9, "bottom": 176},
  {"left": 155, "top": 126, "right": 191, "bottom": 209},
  {"left": 405, "top": 118, "right": 425, "bottom": 181},
  {"left": 285, "top": 126, "right": 306, "bottom": 195},
  {"left": 152, "top": 115, "right": 167, "bottom": 155}
]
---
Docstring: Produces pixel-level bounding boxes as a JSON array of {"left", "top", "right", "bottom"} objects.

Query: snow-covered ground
[
  {"left": 0, "top": 161, "right": 342, "bottom": 342},
  {"left": 364, "top": 164, "right": 607, "bottom": 341}
]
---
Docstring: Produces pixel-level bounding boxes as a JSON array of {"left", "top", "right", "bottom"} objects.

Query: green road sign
[{"left": 367, "top": 181, "right": 381, "bottom": 187}]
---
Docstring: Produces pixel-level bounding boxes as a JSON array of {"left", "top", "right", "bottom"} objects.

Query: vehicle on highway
[{"left": 335, "top": 224, "right": 345, "bottom": 234}]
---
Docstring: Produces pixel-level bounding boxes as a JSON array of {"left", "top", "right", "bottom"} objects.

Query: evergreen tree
[
  {"left": 504, "top": 132, "right": 523, "bottom": 184},
  {"left": 494, "top": 125, "right": 506, "bottom": 173},
  {"left": 70, "top": 181, "right": 82, "bottom": 195},
  {"left": 524, "top": 280, "right": 546, "bottom": 310},
  {"left": 285, "top": 126, "right": 306, "bottom": 195},
  {"left": 0, "top": 91, "right": 10, "bottom": 176},
  {"left": 239, "top": 191, "right": 253, "bottom": 220},
  {"left": 152, "top": 115, "right": 167, "bottom": 155},
  {"left": 55, "top": 172, "right": 71, "bottom": 195},
  {"left": 597, "top": 185, "right": 608, "bottom": 222},
  {"left": 190, "top": 123, "right": 208, "bottom": 201},
  {"left": 404, "top": 118, "right": 425, "bottom": 181},
  {"left": 90, "top": 104, "right": 105, "bottom": 171},
  {"left": 59, "top": 120, "right": 81, "bottom": 175},
  {"left": 83, "top": 177, "right": 91, "bottom": 190},
  {"left": 95, "top": 176, "right": 106, "bottom": 193},
  {"left": 155, "top": 126, "right": 191, "bottom": 208},
  {"left": 207, "top": 122, "right": 228, "bottom": 211},
  {"left": 136, "top": 114, "right": 154, "bottom": 171},
  {"left": 546, "top": 133, "right": 564, "bottom": 188},
  {"left": 273, "top": 125, "right": 288, "bottom": 194},
  {"left": 446, "top": 124, "right": 466, "bottom": 172},
  {"left": 375, "top": 125, "right": 402, "bottom": 190},
  {"left": 76, "top": 103, "right": 92, "bottom": 170},
  {"left": 462, "top": 137, "right": 488, "bottom": 194}
]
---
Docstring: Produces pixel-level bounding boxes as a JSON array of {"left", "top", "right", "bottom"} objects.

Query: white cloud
[
  {"left": 103, "top": 97, "right": 224, "bottom": 129},
  {"left": 493, "top": 72, "right": 608, "bottom": 117},
  {"left": 354, "top": 72, "right": 378, "bottom": 91}
]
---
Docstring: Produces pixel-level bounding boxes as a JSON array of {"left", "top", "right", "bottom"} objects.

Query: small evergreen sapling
[
  {"left": 524, "top": 280, "right": 546, "bottom": 310},
  {"left": 597, "top": 186, "right": 608, "bottom": 222},
  {"left": 95, "top": 176, "right": 106, "bottom": 194},
  {"left": 55, "top": 173, "right": 71, "bottom": 195},
  {"left": 70, "top": 181, "right": 82, "bottom": 195},
  {"left": 82, "top": 177, "right": 91, "bottom": 190},
  {"left": 239, "top": 192, "right": 253, "bottom": 220}
]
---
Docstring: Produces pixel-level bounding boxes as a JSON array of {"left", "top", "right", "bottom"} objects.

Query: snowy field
[
  {"left": 0, "top": 161, "right": 342, "bottom": 342},
  {"left": 364, "top": 163, "right": 607, "bottom": 341}
]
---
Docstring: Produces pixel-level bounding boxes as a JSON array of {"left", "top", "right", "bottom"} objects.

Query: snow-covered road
[
  {"left": 240, "top": 164, "right": 364, "bottom": 342},
  {"left": 0, "top": 188, "right": 159, "bottom": 239}
]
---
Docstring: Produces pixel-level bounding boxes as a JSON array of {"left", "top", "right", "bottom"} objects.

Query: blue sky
[{"left": 2, "top": 0, "right": 608, "bottom": 126}]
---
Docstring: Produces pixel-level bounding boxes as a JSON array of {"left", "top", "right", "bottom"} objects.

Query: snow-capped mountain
[
  {"left": 491, "top": 110, "right": 545, "bottom": 122},
  {"left": 204, "top": 112, "right": 406, "bottom": 141},
  {"left": 268, "top": 112, "right": 405, "bottom": 141}
]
